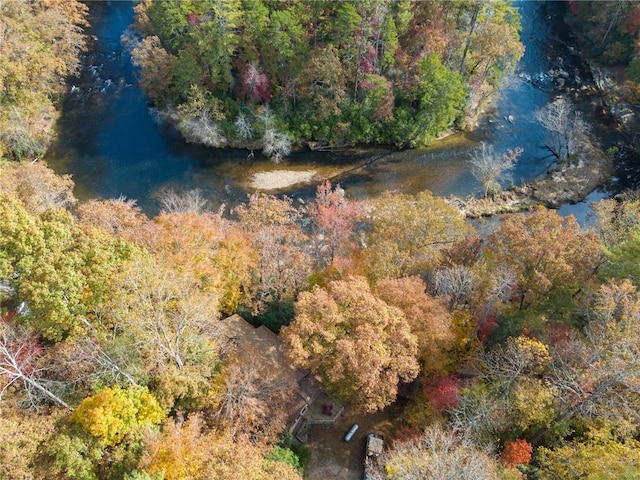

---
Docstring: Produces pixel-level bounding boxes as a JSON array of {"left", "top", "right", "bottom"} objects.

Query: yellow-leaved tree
[
  {"left": 0, "top": 0, "right": 87, "bottom": 159},
  {"left": 363, "top": 191, "right": 470, "bottom": 280},
  {"left": 139, "top": 415, "right": 303, "bottom": 480},
  {"left": 71, "top": 386, "right": 165, "bottom": 446}
]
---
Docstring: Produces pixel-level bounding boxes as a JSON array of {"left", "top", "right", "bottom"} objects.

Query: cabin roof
[{"left": 220, "top": 314, "right": 307, "bottom": 383}]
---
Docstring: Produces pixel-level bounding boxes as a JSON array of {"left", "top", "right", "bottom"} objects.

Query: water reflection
[{"left": 46, "top": 1, "right": 603, "bottom": 215}]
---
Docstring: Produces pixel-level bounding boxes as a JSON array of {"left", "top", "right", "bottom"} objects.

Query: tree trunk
[{"left": 459, "top": 2, "right": 481, "bottom": 75}]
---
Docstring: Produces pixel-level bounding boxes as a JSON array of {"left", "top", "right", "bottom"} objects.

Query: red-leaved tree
[
  {"left": 308, "top": 181, "right": 364, "bottom": 268},
  {"left": 422, "top": 374, "right": 460, "bottom": 411},
  {"left": 477, "top": 313, "right": 499, "bottom": 344}
]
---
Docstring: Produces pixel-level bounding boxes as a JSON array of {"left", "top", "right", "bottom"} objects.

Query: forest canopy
[
  {"left": 0, "top": 0, "right": 88, "bottom": 160},
  {"left": 131, "top": 0, "right": 523, "bottom": 157},
  {"left": 2, "top": 160, "right": 640, "bottom": 479},
  {"left": 6, "top": 2, "right": 640, "bottom": 479}
]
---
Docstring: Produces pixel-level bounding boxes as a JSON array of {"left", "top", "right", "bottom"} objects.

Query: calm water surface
[{"left": 45, "top": 1, "right": 615, "bottom": 222}]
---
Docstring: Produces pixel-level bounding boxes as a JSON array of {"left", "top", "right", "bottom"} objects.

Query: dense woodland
[
  {"left": 565, "top": 0, "right": 640, "bottom": 66},
  {"left": 3, "top": 160, "right": 640, "bottom": 479},
  {"left": 131, "top": 0, "right": 523, "bottom": 157},
  {"left": 0, "top": 0, "right": 87, "bottom": 160},
  {"left": 3, "top": 1, "right": 640, "bottom": 479},
  {"left": 564, "top": 0, "right": 640, "bottom": 106}
]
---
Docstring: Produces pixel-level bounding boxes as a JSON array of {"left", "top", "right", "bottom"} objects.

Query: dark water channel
[{"left": 45, "top": 1, "right": 620, "bottom": 221}]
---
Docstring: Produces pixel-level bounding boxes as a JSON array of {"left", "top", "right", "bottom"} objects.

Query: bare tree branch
[
  {"left": 0, "top": 322, "right": 70, "bottom": 409},
  {"left": 469, "top": 142, "right": 521, "bottom": 198},
  {"left": 158, "top": 189, "right": 208, "bottom": 214}
]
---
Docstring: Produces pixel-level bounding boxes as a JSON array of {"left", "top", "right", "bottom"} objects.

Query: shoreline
[
  {"left": 244, "top": 130, "right": 611, "bottom": 213},
  {"left": 446, "top": 133, "right": 612, "bottom": 219}
]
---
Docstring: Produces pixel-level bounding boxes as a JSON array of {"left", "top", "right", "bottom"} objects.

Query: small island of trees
[{"left": 131, "top": 0, "right": 523, "bottom": 158}]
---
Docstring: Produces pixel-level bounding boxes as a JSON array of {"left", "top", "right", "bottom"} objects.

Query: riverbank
[{"left": 447, "top": 132, "right": 611, "bottom": 218}]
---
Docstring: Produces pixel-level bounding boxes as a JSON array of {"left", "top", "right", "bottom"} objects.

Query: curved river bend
[{"left": 46, "top": 1, "right": 616, "bottom": 221}]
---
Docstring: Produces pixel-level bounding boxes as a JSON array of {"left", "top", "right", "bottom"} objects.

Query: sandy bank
[{"left": 249, "top": 170, "right": 318, "bottom": 191}]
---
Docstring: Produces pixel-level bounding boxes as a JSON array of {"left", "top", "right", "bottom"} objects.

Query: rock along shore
[{"left": 447, "top": 132, "right": 611, "bottom": 219}]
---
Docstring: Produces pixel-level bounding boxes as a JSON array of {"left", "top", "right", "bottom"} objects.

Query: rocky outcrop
[{"left": 590, "top": 66, "right": 637, "bottom": 127}]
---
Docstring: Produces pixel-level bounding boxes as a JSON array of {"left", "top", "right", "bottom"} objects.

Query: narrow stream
[{"left": 45, "top": 1, "right": 619, "bottom": 221}]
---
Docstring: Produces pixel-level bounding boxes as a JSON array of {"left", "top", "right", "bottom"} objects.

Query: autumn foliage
[
  {"left": 308, "top": 180, "right": 364, "bottom": 268},
  {"left": 129, "top": 211, "right": 255, "bottom": 313},
  {"left": 132, "top": 0, "right": 523, "bottom": 153},
  {"left": 477, "top": 314, "right": 499, "bottom": 343},
  {"left": 240, "top": 63, "right": 272, "bottom": 103},
  {"left": 0, "top": 0, "right": 87, "bottom": 159},
  {"left": 139, "top": 415, "right": 211, "bottom": 480},
  {"left": 422, "top": 374, "right": 460, "bottom": 411},
  {"left": 376, "top": 276, "right": 455, "bottom": 372},
  {"left": 4, "top": 154, "right": 640, "bottom": 479},
  {"left": 281, "top": 276, "right": 419, "bottom": 412},
  {"left": 500, "top": 439, "right": 533, "bottom": 468},
  {"left": 71, "top": 386, "right": 165, "bottom": 446},
  {"left": 140, "top": 415, "right": 303, "bottom": 480},
  {"left": 484, "top": 207, "right": 602, "bottom": 310}
]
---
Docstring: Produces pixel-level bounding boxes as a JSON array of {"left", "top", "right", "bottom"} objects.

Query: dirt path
[{"left": 303, "top": 404, "right": 404, "bottom": 480}]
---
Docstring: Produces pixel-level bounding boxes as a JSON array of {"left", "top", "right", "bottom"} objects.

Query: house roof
[
  {"left": 220, "top": 314, "right": 307, "bottom": 383},
  {"left": 220, "top": 315, "right": 344, "bottom": 430}
]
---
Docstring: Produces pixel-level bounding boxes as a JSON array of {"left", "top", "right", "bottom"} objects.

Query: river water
[{"left": 45, "top": 1, "right": 615, "bottom": 220}]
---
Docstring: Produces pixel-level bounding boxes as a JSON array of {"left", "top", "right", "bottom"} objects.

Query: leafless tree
[
  {"left": 110, "top": 262, "right": 221, "bottom": 371},
  {"left": 479, "top": 336, "right": 550, "bottom": 394},
  {"left": 535, "top": 96, "right": 588, "bottom": 161},
  {"left": 431, "top": 265, "right": 478, "bottom": 311},
  {"left": 158, "top": 188, "right": 208, "bottom": 214},
  {"left": 0, "top": 322, "right": 70, "bottom": 409},
  {"left": 474, "top": 266, "right": 518, "bottom": 321},
  {"left": 235, "top": 194, "right": 312, "bottom": 314},
  {"left": 549, "top": 280, "right": 640, "bottom": 423},
  {"left": 234, "top": 113, "right": 253, "bottom": 141},
  {"left": 469, "top": 142, "right": 522, "bottom": 198},
  {"left": 262, "top": 128, "right": 292, "bottom": 163},
  {"left": 449, "top": 377, "right": 510, "bottom": 447},
  {"left": 257, "top": 108, "right": 291, "bottom": 163},
  {"left": 589, "top": 195, "right": 640, "bottom": 248},
  {"left": 61, "top": 326, "right": 138, "bottom": 387},
  {"left": 0, "top": 108, "right": 47, "bottom": 160},
  {"left": 380, "top": 424, "right": 499, "bottom": 480},
  {"left": 600, "top": 0, "right": 627, "bottom": 45},
  {"left": 179, "top": 113, "right": 227, "bottom": 148},
  {"left": 213, "top": 354, "right": 295, "bottom": 440}
]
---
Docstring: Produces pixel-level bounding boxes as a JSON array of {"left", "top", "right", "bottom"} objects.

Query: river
[{"left": 45, "top": 1, "right": 617, "bottom": 222}]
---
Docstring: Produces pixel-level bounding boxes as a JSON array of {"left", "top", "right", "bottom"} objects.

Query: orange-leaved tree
[
  {"left": 281, "top": 276, "right": 419, "bottom": 412},
  {"left": 483, "top": 207, "right": 602, "bottom": 310},
  {"left": 139, "top": 414, "right": 303, "bottom": 480},
  {"left": 500, "top": 438, "right": 532, "bottom": 468},
  {"left": 235, "top": 193, "right": 312, "bottom": 314},
  {"left": 375, "top": 276, "right": 455, "bottom": 373},
  {"left": 129, "top": 211, "right": 256, "bottom": 314}
]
